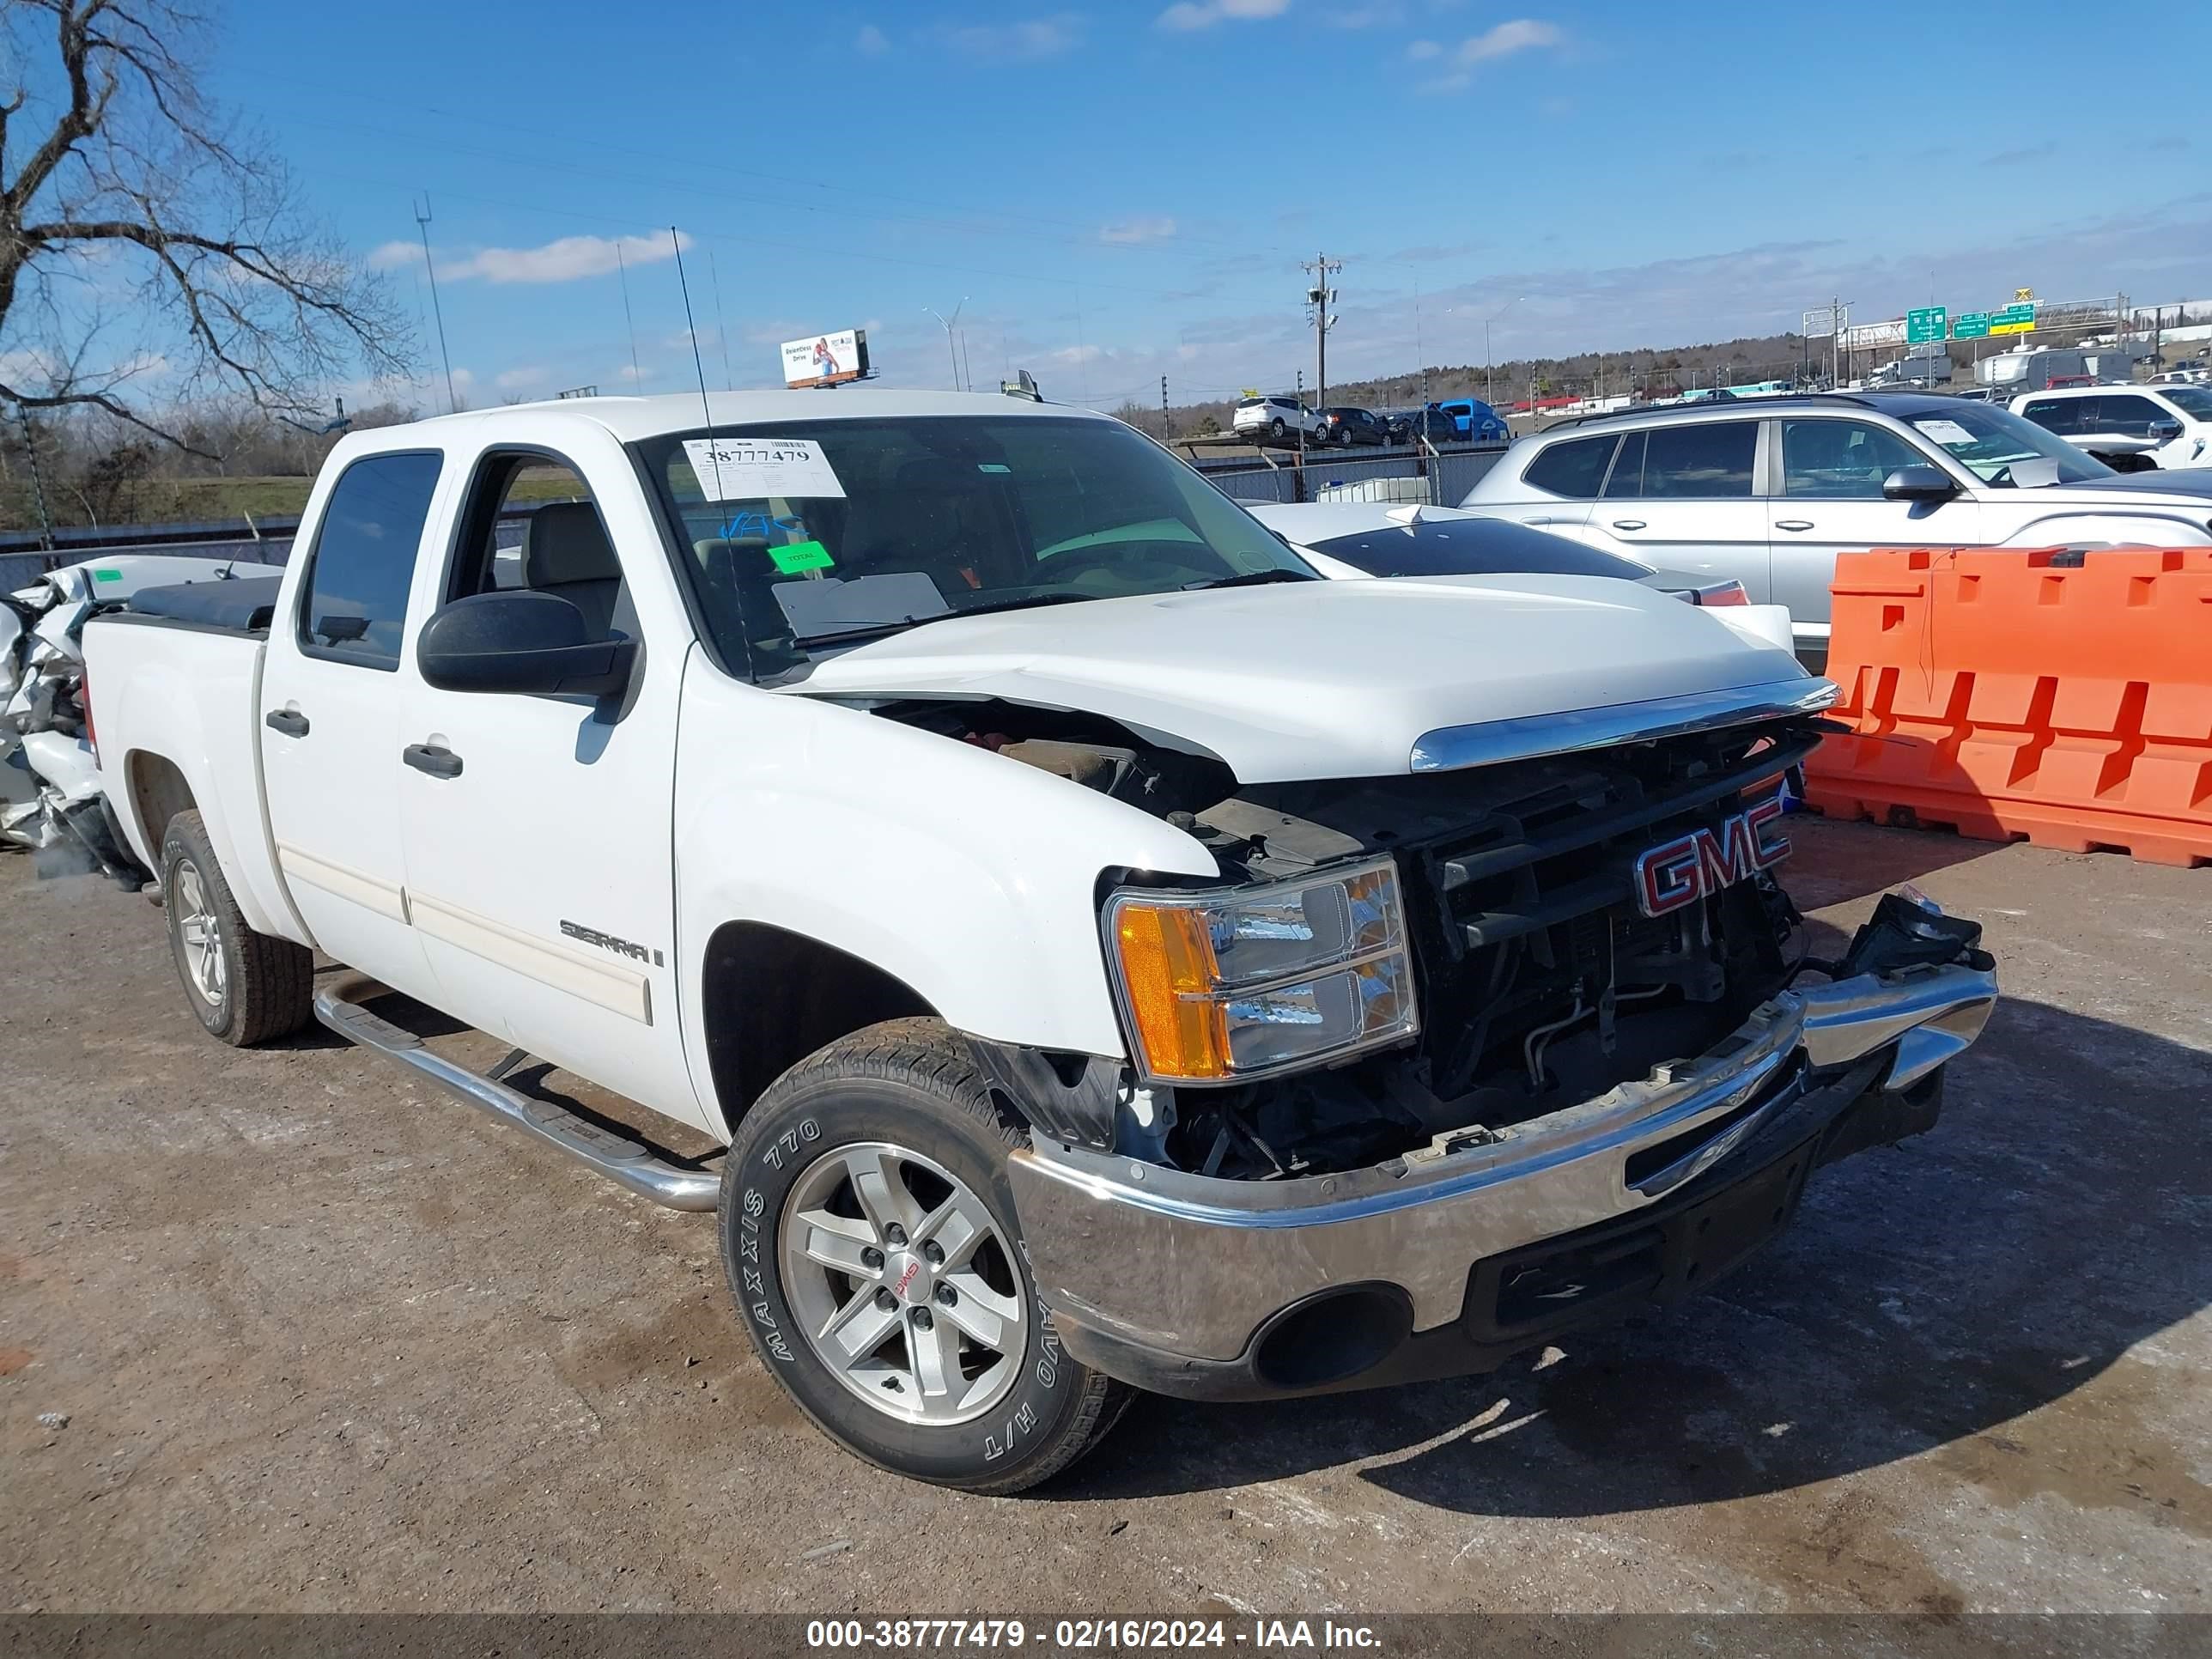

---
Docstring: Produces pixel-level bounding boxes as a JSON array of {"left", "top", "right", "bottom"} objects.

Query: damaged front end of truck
[{"left": 848, "top": 677, "right": 1998, "bottom": 1401}]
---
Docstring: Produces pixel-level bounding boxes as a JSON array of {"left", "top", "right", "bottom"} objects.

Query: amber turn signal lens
[{"left": 1113, "top": 902, "right": 1231, "bottom": 1081}]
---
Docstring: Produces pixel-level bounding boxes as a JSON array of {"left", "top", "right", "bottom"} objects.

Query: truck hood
[
  {"left": 787, "top": 575, "right": 1815, "bottom": 782},
  {"left": 2032, "top": 466, "right": 2212, "bottom": 504}
]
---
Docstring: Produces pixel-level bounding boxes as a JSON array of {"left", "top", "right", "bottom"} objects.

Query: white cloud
[
  {"left": 857, "top": 23, "right": 890, "bottom": 53},
  {"left": 616, "top": 363, "right": 653, "bottom": 384},
  {"left": 399, "top": 230, "right": 694, "bottom": 286},
  {"left": 1417, "top": 19, "right": 1561, "bottom": 92},
  {"left": 1100, "top": 216, "right": 1177, "bottom": 245},
  {"left": 1158, "top": 0, "right": 1291, "bottom": 30},
  {"left": 495, "top": 366, "right": 549, "bottom": 392},
  {"left": 1455, "top": 17, "right": 1559, "bottom": 64},
  {"left": 941, "top": 13, "right": 1085, "bottom": 58},
  {"left": 457, "top": 230, "right": 691, "bottom": 284},
  {"left": 1328, "top": 2, "right": 1403, "bottom": 25},
  {"left": 1052, "top": 343, "right": 1104, "bottom": 364}
]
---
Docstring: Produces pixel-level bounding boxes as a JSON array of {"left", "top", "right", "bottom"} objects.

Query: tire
[
  {"left": 719, "top": 1017, "right": 1132, "bottom": 1492},
  {"left": 161, "top": 810, "right": 313, "bottom": 1048},
  {"left": 1268, "top": 417, "right": 1287, "bottom": 442}
]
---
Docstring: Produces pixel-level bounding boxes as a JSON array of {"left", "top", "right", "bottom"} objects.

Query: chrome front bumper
[{"left": 1008, "top": 954, "right": 1996, "bottom": 1369}]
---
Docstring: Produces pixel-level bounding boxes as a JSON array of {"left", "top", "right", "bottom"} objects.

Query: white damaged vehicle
[
  {"left": 4, "top": 553, "right": 249, "bottom": 872},
  {"left": 82, "top": 390, "right": 1998, "bottom": 1490}
]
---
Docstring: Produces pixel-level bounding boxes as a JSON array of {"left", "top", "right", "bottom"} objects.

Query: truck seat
[{"left": 523, "top": 501, "right": 623, "bottom": 636}]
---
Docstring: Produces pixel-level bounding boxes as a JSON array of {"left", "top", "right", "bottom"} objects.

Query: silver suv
[{"left": 1459, "top": 392, "right": 2212, "bottom": 654}]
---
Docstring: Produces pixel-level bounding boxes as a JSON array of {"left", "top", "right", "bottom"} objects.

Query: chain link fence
[{"left": 1193, "top": 446, "right": 1504, "bottom": 507}]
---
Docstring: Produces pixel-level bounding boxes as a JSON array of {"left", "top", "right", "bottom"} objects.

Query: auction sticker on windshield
[
  {"left": 684, "top": 436, "right": 847, "bottom": 501},
  {"left": 1913, "top": 419, "right": 1977, "bottom": 447}
]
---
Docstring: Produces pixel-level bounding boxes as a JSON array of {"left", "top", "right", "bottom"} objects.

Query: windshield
[
  {"left": 2160, "top": 386, "right": 2212, "bottom": 420},
  {"left": 1905, "top": 404, "right": 2114, "bottom": 486},
  {"left": 1308, "top": 515, "right": 1650, "bottom": 581},
  {"left": 635, "top": 415, "right": 1316, "bottom": 678}
]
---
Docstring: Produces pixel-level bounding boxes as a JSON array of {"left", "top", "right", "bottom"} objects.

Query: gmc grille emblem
[{"left": 1632, "top": 794, "right": 1790, "bottom": 918}]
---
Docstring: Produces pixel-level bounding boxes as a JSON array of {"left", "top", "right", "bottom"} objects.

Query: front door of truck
[
  {"left": 393, "top": 437, "right": 701, "bottom": 1129},
  {"left": 259, "top": 448, "right": 447, "bottom": 997}
]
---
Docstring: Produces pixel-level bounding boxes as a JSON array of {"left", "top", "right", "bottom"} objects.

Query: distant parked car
[
  {"left": 1457, "top": 390, "right": 2212, "bottom": 654},
  {"left": 1231, "top": 395, "right": 1328, "bottom": 448},
  {"left": 1319, "top": 406, "right": 1390, "bottom": 447},
  {"left": 2012, "top": 384, "right": 2212, "bottom": 469},
  {"left": 1434, "top": 398, "right": 1510, "bottom": 443},
  {"left": 1384, "top": 407, "right": 1460, "bottom": 446},
  {"left": 1245, "top": 501, "right": 1796, "bottom": 653}
]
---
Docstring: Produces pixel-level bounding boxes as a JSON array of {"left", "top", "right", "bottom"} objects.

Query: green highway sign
[
  {"left": 1906, "top": 307, "right": 1948, "bottom": 344},
  {"left": 1989, "top": 301, "right": 2036, "bottom": 337},
  {"left": 1954, "top": 313, "right": 1990, "bottom": 339}
]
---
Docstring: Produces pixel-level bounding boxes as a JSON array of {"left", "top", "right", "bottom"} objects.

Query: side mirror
[
  {"left": 1882, "top": 464, "right": 1960, "bottom": 503},
  {"left": 416, "top": 591, "right": 636, "bottom": 698},
  {"left": 2149, "top": 417, "right": 2184, "bottom": 443}
]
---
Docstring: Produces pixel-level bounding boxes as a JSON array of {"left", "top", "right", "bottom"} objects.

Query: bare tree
[{"left": 0, "top": 0, "right": 410, "bottom": 454}]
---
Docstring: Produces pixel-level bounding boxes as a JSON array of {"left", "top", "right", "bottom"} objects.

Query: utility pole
[
  {"left": 11, "top": 403, "right": 55, "bottom": 556},
  {"left": 1302, "top": 252, "right": 1341, "bottom": 415},
  {"left": 414, "top": 194, "right": 458, "bottom": 414},
  {"left": 617, "top": 242, "right": 642, "bottom": 389},
  {"left": 1161, "top": 375, "right": 1170, "bottom": 440},
  {"left": 924, "top": 299, "right": 968, "bottom": 391}
]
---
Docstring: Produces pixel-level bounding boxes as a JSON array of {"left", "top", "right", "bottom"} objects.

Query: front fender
[{"left": 672, "top": 660, "right": 1218, "bottom": 1087}]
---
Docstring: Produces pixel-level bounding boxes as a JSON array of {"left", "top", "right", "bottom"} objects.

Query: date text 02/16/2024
[{"left": 804, "top": 1618, "right": 1382, "bottom": 1650}]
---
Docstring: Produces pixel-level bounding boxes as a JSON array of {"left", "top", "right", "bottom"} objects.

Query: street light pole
[
  {"left": 924, "top": 298, "right": 969, "bottom": 391},
  {"left": 1485, "top": 295, "right": 1526, "bottom": 408}
]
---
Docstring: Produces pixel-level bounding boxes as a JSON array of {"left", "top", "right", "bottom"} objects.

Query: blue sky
[{"left": 211, "top": 0, "right": 2210, "bottom": 411}]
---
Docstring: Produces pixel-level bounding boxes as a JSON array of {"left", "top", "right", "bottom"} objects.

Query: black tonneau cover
[{"left": 126, "top": 575, "right": 283, "bottom": 633}]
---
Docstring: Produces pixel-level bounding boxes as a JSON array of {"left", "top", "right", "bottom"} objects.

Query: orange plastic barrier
[{"left": 1804, "top": 546, "right": 2212, "bottom": 867}]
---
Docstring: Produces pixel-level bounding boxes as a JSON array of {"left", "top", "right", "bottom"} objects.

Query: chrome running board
[{"left": 313, "top": 973, "right": 720, "bottom": 1212}]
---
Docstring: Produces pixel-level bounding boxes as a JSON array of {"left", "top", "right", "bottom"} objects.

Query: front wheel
[{"left": 720, "top": 1018, "right": 1132, "bottom": 1492}]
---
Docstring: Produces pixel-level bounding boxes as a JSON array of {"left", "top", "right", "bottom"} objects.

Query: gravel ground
[{"left": 1, "top": 818, "right": 2206, "bottom": 1616}]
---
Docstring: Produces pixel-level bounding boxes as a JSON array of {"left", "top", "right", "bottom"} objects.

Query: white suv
[
  {"left": 1458, "top": 391, "right": 2212, "bottom": 655},
  {"left": 1232, "top": 395, "right": 1328, "bottom": 447},
  {"left": 2012, "top": 384, "right": 2212, "bottom": 469}
]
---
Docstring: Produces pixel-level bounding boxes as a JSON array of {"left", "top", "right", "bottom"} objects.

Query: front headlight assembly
[{"left": 1103, "top": 857, "right": 1420, "bottom": 1084}]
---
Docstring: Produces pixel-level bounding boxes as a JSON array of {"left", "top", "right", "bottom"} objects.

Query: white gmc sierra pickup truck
[{"left": 80, "top": 389, "right": 1998, "bottom": 1491}]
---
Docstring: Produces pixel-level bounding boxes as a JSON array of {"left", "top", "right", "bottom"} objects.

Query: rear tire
[
  {"left": 1268, "top": 417, "right": 1287, "bottom": 442},
  {"left": 720, "top": 1017, "right": 1132, "bottom": 1492},
  {"left": 161, "top": 810, "right": 313, "bottom": 1048}
]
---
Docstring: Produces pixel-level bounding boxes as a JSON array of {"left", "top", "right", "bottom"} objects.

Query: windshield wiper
[{"left": 1180, "top": 568, "right": 1319, "bottom": 592}]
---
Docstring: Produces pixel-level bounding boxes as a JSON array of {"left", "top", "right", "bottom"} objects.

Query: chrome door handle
[
  {"left": 1776, "top": 520, "right": 1814, "bottom": 532},
  {"left": 1610, "top": 519, "right": 1646, "bottom": 532}
]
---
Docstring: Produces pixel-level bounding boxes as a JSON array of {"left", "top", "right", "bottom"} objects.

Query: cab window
[
  {"left": 443, "top": 453, "right": 629, "bottom": 641},
  {"left": 295, "top": 451, "right": 444, "bottom": 669}
]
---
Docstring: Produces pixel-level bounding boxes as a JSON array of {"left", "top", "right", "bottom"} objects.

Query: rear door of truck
[{"left": 258, "top": 447, "right": 447, "bottom": 994}]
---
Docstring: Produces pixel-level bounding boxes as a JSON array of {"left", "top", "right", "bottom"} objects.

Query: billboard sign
[
  {"left": 781, "top": 328, "right": 870, "bottom": 388},
  {"left": 1843, "top": 319, "right": 1907, "bottom": 350}
]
